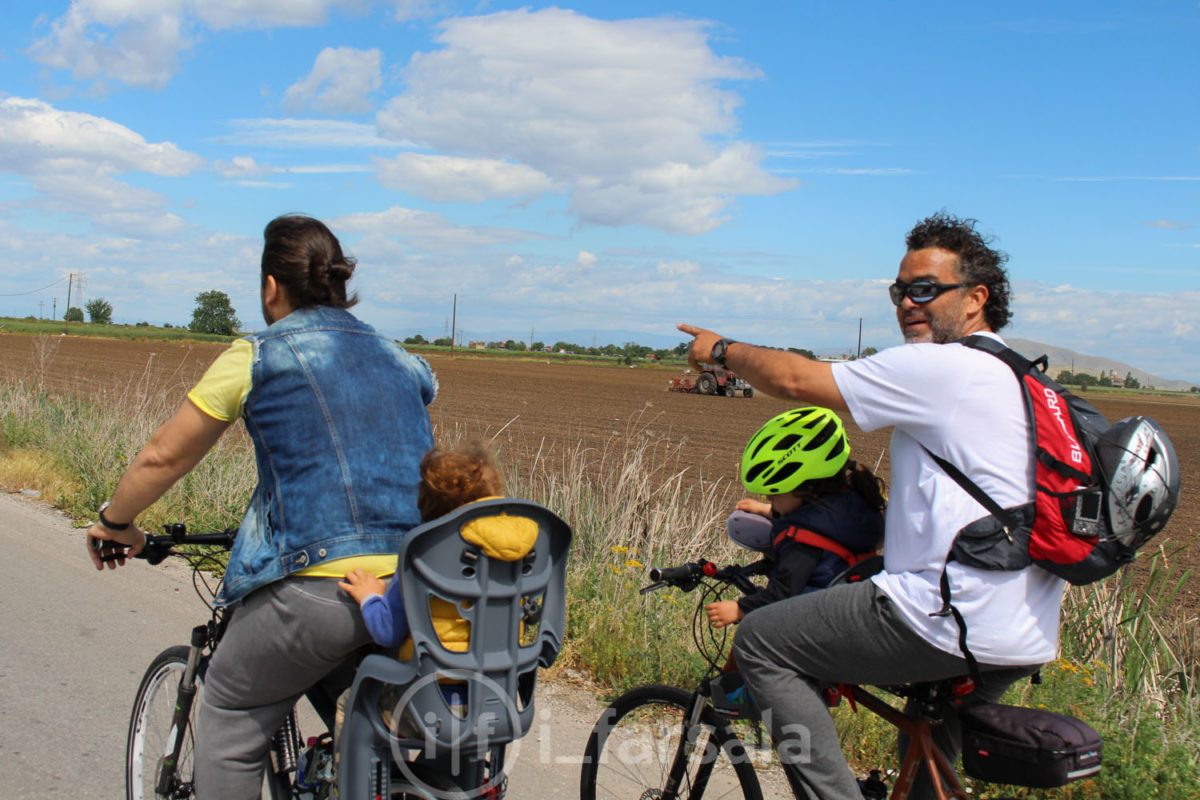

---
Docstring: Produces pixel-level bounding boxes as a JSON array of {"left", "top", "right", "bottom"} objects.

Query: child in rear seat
[
  {"left": 706, "top": 408, "right": 886, "bottom": 711},
  {"left": 337, "top": 443, "right": 507, "bottom": 737}
]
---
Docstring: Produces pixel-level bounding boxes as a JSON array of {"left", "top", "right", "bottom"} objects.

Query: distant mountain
[{"left": 1007, "top": 338, "right": 1195, "bottom": 392}]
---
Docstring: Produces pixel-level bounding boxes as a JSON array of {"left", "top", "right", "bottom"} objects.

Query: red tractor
[{"left": 668, "top": 366, "right": 754, "bottom": 397}]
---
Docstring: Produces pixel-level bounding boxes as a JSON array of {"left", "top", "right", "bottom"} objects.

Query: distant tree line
[
  {"left": 1056, "top": 370, "right": 1141, "bottom": 390},
  {"left": 401, "top": 337, "right": 881, "bottom": 365}
]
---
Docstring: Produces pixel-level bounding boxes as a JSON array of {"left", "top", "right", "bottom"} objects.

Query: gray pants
[
  {"left": 195, "top": 577, "right": 373, "bottom": 800},
  {"left": 733, "top": 581, "right": 1040, "bottom": 800}
]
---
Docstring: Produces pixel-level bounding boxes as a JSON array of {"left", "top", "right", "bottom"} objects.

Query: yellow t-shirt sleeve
[{"left": 187, "top": 339, "right": 253, "bottom": 422}]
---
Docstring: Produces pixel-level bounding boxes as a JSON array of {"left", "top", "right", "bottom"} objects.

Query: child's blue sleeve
[{"left": 360, "top": 579, "right": 410, "bottom": 648}]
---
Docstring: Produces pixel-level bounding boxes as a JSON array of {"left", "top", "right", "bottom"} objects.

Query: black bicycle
[
  {"left": 119, "top": 500, "right": 570, "bottom": 800},
  {"left": 118, "top": 523, "right": 331, "bottom": 799},
  {"left": 118, "top": 524, "right": 505, "bottom": 800}
]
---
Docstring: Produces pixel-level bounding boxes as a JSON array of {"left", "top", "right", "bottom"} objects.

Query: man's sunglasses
[{"left": 888, "top": 279, "right": 966, "bottom": 306}]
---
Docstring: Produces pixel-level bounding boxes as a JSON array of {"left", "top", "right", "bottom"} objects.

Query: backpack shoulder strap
[
  {"left": 957, "top": 334, "right": 1048, "bottom": 375},
  {"left": 923, "top": 448, "right": 1020, "bottom": 540},
  {"left": 773, "top": 526, "right": 871, "bottom": 566}
]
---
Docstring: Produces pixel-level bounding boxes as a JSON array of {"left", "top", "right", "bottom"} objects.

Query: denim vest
[{"left": 218, "top": 306, "right": 437, "bottom": 605}]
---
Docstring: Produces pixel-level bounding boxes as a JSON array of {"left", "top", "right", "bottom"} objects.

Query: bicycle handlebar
[
  {"left": 137, "top": 524, "right": 238, "bottom": 565},
  {"left": 642, "top": 558, "right": 770, "bottom": 596},
  {"left": 93, "top": 522, "right": 237, "bottom": 565}
]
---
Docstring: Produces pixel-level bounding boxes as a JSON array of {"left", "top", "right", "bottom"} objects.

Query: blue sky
[{"left": 1, "top": 1, "right": 1197, "bottom": 380}]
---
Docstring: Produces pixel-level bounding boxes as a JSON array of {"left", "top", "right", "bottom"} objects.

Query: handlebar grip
[{"left": 648, "top": 563, "right": 704, "bottom": 583}]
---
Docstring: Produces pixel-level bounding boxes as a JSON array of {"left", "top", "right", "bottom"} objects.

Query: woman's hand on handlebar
[{"left": 87, "top": 521, "right": 147, "bottom": 570}]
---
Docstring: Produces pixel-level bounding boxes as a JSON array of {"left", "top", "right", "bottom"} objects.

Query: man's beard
[
  {"left": 930, "top": 313, "right": 964, "bottom": 344},
  {"left": 901, "top": 310, "right": 965, "bottom": 344}
]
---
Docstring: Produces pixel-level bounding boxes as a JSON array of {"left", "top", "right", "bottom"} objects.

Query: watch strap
[
  {"left": 711, "top": 338, "right": 737, "bottom": 367},
  {"left": 98, "top": 502, "right": 131, "bottom": 531}
]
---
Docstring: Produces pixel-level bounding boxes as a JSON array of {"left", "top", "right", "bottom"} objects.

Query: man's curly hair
[{"left": 905, "top": 212, "right": 1012, "bottom": 331}]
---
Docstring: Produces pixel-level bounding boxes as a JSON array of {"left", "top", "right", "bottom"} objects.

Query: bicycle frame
[
  {"left": 847, "top": 685, "right": 970, "bottom": 800},
  {"left": 126, "top": 526, "right": 312, "bottom": 800},
  {"left": 609, "top": 558, "right": 978, "bottom": 800}
]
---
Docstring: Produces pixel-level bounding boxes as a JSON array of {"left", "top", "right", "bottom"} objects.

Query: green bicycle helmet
[{"left": 741, "top": 407, "right": 850, "bottom": 495}]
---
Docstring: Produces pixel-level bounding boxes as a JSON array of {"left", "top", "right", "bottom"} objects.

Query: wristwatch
[
  {"left": 98, "top": 500, "right": 131, "bottom": 531},
  {"left": 710, "top": 338, "right": 736, "bottom": 367}
]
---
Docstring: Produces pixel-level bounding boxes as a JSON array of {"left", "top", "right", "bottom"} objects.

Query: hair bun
[{"left": 327, "top": 260, "right": 354, "bottom": 282}]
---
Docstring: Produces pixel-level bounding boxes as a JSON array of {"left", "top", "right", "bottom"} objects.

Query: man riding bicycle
[
  {"left": 679, "top": 212, "right": 1058, "bottom": 800},
  {"left": 87, "top": 215, "right": 436, "bottom": 800}
]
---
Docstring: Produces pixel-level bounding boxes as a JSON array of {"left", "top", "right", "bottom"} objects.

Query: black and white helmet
[{"left": 1096, "top": 416, "right": 1179, "bottom": 548}]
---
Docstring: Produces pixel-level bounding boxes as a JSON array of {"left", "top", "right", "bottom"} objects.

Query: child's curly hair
[{"left": 417, "top": 443, "right": 505, "bottom": 521}]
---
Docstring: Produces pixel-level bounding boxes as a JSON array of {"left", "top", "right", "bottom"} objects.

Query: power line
[{"left": 0, "top": 275, "right": 69, "bottom": 297}]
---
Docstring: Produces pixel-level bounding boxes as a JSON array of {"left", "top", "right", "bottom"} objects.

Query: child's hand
[
  {"left": 338, "top": 568, "right": 387, "bottom": 605},
  {"left": 735, "top": 498, "right": 773, "bottom": 518},
  {"left": 706, "top": 600, "right": 744, "bottom": 628}
]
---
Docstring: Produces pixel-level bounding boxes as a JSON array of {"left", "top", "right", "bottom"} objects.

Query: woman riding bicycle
[{"left": 86, "top": 214, "right": 436, "bottom": 800}]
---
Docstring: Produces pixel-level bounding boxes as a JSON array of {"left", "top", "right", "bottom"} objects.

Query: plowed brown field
[{"left": 3, "top": 333, "right": 1197, "bottom": 603}]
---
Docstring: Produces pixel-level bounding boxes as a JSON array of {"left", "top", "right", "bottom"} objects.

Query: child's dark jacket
[{"left": 737, "top": 490, "right": 883, "bottom": 615}]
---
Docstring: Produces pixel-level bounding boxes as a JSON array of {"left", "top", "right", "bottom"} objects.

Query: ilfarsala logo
[{"left": 382, "top": 670, "right": 526, "bottom": 799}]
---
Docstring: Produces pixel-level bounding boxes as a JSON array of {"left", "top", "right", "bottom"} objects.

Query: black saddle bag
[{"left": 959, "top": 702, "right": 1102, "bottom": 788}]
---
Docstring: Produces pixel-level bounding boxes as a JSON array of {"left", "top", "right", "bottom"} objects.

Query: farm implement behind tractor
[{"left": 668, "top": 366, "right": 754, "bottom": 398}]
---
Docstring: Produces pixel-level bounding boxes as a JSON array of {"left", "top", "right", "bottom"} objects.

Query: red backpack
[
  {"left": 929, "top": 335, "right": 1179, "bottom": 585},
  {"left": 927, "top": 336, "right": 1180, "bottom": 680}
]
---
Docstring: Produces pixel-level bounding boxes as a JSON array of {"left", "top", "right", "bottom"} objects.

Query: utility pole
[
  {"left": 529, "top": 325, "right": 535, "bottom": 352},
  {"left": 39, "top": 300, "right": 44, "bottom": 319},
  {"left": 856, "top": 317, "right": 862, "bottom": 358},
  {"left": 65, "top": 272, "right": 73, "bottom": 333},
  {"left": 53, "top": 297, "right": 57, "bottom": 321},
  {"left": 450, "top": 294, "right": 457, "bottom": 359}
]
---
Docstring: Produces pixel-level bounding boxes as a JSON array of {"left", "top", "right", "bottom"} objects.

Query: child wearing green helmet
[{"left": 706, "top": 407, "right": 887, "bottom": 630}]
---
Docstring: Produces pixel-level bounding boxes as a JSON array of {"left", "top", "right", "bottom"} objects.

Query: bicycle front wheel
[
  {"left": 580, "top": 684, "right": 763, "bottom": 800},
  {"left": 127, "top": 646, "right": 198, "bottom": 800}
]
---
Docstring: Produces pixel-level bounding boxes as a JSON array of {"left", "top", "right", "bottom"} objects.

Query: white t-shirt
[{"left": 832, "top": 334, "right": 1064, "bottom": 665}]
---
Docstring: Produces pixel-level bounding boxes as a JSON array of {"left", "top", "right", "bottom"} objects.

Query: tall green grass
[
  {"left": 0, "top": 316, "right": 238, "bottom": 343},
  {"left": 2, "top": 372, "right": 1198, "bottom": 798}
]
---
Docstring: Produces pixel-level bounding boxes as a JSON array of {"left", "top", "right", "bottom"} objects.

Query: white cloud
[
  {"left": 0, "top": 97, "right": 203, "bottom": 176},
  {"left": 332, "top": 205, "right": 542, "bottom": 251},
  {"left": 283, "top": 47, "right": 383, "bottom": 115},
  {"left": 222, "top": 118, "right": 410, "bottom": 149},
  {"left": 0, "top": 97, "right": 204, "bottom": 235},
  {"left": 28, "top": 5, "right": 190, "bottom": 90},
  {"left": 374, "top": 153, "right": 556, "bottom": 202},
  {"left": 656, "top": 260, "right": 699, "bottom": 278},
  {"left": 376, "top": 8, "right": 794, "bottom": 233},
  {"left": 29, "top": 0, "right": 371, "bottom": 89},
  {"left": 576, "top": 251, "right": 597, "bottom": 268},
  {"left": 388, "top": 0, "right": 445, "bottom": 22},
  {"left": 214, "top": 156, "right": 273, "bottom": 179}
]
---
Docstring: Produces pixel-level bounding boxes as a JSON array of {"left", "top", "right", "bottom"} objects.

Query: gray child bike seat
[{"left": 338, "top": 498, "right": 572, "bottom": 798}]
